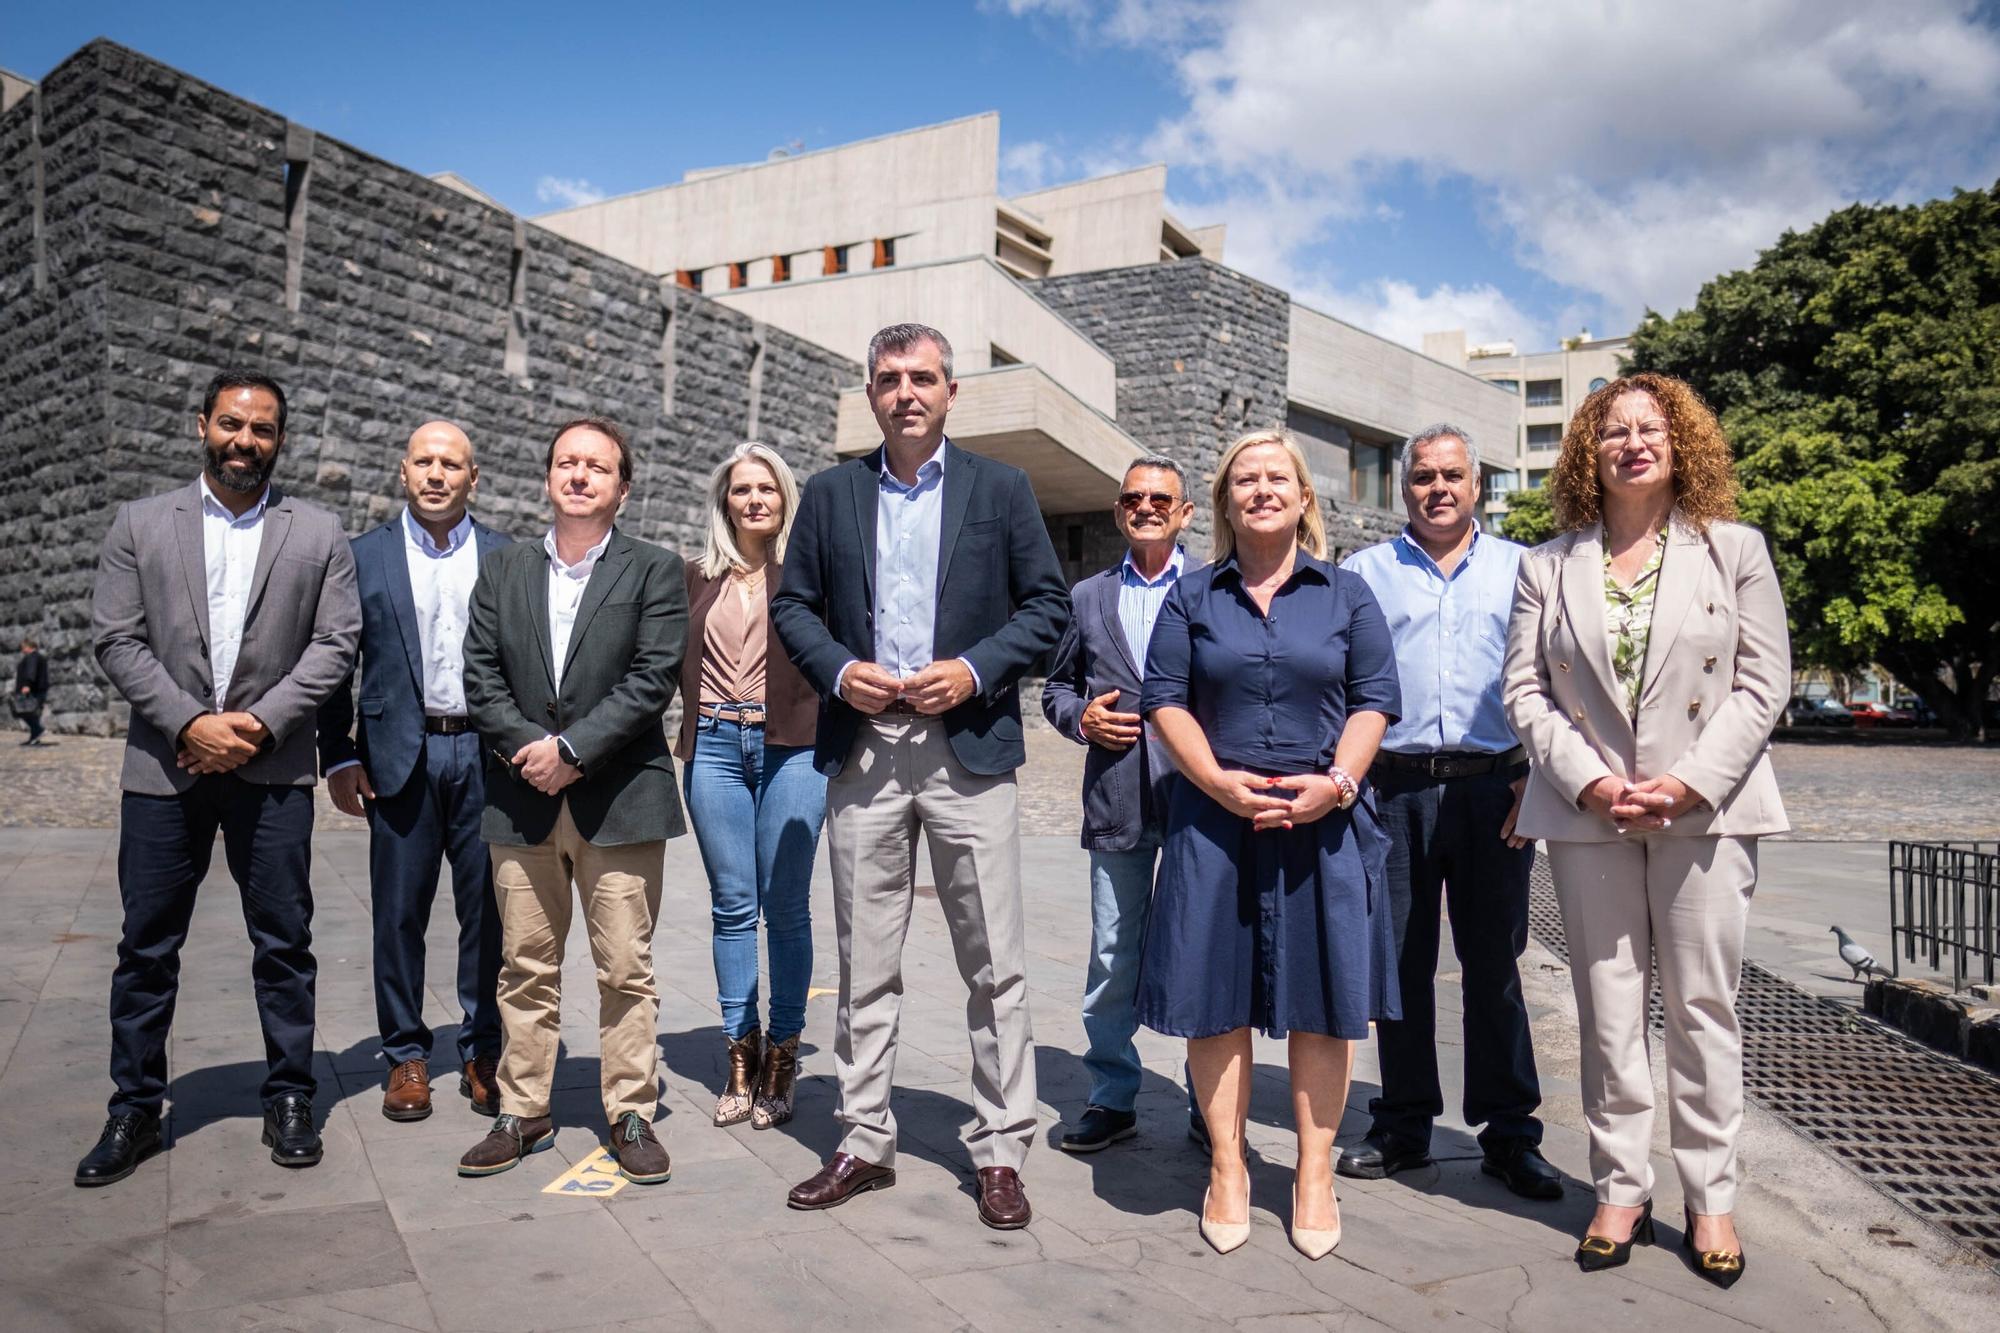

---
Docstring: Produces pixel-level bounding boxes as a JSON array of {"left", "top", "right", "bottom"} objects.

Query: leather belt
[
  {"left": 1371, "top": 744, "right": 1527, "bottom": 781},
  {"left": 424, "top": 715, "right": 473, "bottom": 735},
  {"left": 882, "top": 698, "right": 923, "bottom": 717},
  {"left": 699, "top": 702, "right": 767, "bottom": 725}
]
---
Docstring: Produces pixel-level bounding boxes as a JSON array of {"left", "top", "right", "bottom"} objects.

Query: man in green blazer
[{"left": 456, "top": 417, "right": 688, "bottom": 1185}]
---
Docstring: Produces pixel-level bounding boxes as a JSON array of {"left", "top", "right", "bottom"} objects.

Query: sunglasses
[{"left": 1117, "top": 490, "right": 1181, "bottom": 513}]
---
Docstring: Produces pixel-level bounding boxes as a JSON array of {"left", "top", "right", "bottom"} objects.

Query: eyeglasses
[
  {"left": 1118, "top": 490, "right": 1180, "bottom": 513},
  {"left": 1598, "top": 422, "right": 1669, "bottom": 447}
]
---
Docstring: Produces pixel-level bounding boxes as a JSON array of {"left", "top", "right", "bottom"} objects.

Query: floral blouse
[{"left": 1604, "top": 530, "right": 1667, "bottom": 717}]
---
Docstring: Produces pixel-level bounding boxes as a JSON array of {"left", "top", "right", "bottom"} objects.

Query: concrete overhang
[{"left": 836, "top": 364, "right": 1139, "bottom": 513}]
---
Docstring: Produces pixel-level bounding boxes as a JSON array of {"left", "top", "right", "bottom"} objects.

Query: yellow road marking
[{"left": 541, "top": 1146, "right": 630, "bottom": 1198}]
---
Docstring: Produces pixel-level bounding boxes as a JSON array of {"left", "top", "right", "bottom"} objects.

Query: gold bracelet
[{"left": 1329, "top": 765, "right": 1360, "bottom": 809}]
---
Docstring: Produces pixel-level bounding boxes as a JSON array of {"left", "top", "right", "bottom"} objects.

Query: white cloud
[
  {"left": 1001, "top": 0, "right": 2000, "bottom": 336},
  {"left": 535, "top": 176, "right": 606, "bottom": 208},
  {"left": 1300, "top": 279, "right": 1544, "bottom": 356}
]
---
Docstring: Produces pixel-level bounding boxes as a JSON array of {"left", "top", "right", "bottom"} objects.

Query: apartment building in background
[{"left": 1422, "top": 328, "right": 1632, "bottom": 527}]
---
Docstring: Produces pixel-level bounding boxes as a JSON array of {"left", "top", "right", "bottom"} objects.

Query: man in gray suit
[
  {"left": 1042, "top": 455, "right": 1201, "bottom": 1153},
  {"left": 78, "top": 370, "right": 361, "bottom": 1187},
  {"left": 456, "top": 417, "right": 688, "bottom": 1185}
]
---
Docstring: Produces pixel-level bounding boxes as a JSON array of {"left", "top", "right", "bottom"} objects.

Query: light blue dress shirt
[
  {"left": 1116, "top": 545, "right": 1185, "bottom": 673},
  {"left": 1341, "top": 528, "right": 1524, "bottom": 755}
]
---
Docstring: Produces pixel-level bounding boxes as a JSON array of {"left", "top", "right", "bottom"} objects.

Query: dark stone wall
[{"left": 1, "top": 42, "right": 855, "bottom": 732}]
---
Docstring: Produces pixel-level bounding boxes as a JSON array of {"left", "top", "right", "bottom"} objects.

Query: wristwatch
[{"left": 1328, "top": 765, "right": 1360, "bottom": 810}]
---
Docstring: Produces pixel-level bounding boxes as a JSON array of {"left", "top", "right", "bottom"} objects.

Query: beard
[{"left": 205, "top": 440, "right": 278, "bottom": 494}]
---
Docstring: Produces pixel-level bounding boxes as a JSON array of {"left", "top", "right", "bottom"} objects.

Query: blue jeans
[
  {"left": 684, "top": 717, "right": 827, "bottom": 1041},
  {"left": 1083, "top": 828, "right": 1193, "bottom": 1113}
]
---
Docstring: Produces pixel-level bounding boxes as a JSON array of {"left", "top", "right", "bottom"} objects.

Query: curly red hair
[{"left": 1548, "top": 372, "right": 1739, "bottom": 532}]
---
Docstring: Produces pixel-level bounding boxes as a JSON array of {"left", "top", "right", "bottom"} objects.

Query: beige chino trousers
[
  {"left": 1547, "top": 833, "right": 1757, "bottom": 1213},
  {"left": 492, "top": 799, "right": 666, "bottom": 1124},
  {"left": 827, "top": 715, "right": 1036, "bottom": 1171}
]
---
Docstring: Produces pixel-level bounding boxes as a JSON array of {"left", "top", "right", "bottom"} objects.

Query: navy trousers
[
  {"left": 1368, "top": 768, "right": 1542, "bottom": 1150},
  {"left": 110, "top": 775, "right": 317, "bottom": 1116},
  {"left": 366, "top": 730, "right": 500, "bottom": 1067}
]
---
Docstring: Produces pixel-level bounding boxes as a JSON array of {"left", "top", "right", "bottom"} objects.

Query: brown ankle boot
[
  {"left": 752, "top": 1033, "right": 799, "bottom": 1130},
  {"left": 714, "top": 1028, "right": 762, "bottom": 1127},
  {"left": 382, "top": 1059, "right": 432, "bottom": 1121}
]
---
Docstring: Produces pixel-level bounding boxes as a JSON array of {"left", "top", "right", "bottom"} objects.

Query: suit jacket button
[
  {"left": 1706, "top": 602, "right": 1715, "bottom": 613},
  {"left": 1704, "top": 655, "right": 1717, "bottom": 669},
  {"left": 1689, "top": 699, "right": 1703, "bottom": 713},
  {"left": 1572, "top": 708, "right": 1585, "bottom": 721},
  {"left": 545, "top": 703, "right": 557, "bottom": 719},
  {"left": 1558, "top": 661, "right": 1571, "bottom": 672}
]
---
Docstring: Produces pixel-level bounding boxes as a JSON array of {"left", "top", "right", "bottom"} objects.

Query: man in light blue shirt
[
  {"left": 1339, "top": 424, "right": 1560, "bottom": 1202},
  {"left": 1042, "top": 455, "right": 1203, "bottom": 1153}
]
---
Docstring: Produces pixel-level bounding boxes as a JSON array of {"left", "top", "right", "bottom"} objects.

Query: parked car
[
  {"left": 1845, "top": 701, "right": 1909, "bottom": 729},
  {"left": 1783, "top": 696, "right": 1854, "bottom": 727}
]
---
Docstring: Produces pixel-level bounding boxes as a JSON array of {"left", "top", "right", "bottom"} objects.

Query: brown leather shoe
[
  {"left": 610, "top": 1113, "right": 671, "bottom": 1184},
  {"left": 714, "top": 1029, "right": 762, "bottom": 1127},
  {"left": 787, "top": 1152, "right": 895, "bottom": 1210},
  {"left": 976, "top": 1166, "right": 1031, "bottom": 1229},
  {"left": 457, "top": 1114, "right": 554, "bottom": 1177},
  {"left": 460, "top": 1054, "right": 499, "bottom": 1117},
  {"left": 382, "top": 1059, "right": 432, "bottom": 1121},
  {"left": 752, "top": 1033, "right": 798, "bottom": 1130}
]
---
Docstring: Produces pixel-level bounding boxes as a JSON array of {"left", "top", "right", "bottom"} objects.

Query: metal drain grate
[{"left": 1528, "top": 856, "right": 2000, "bottom": 1268}]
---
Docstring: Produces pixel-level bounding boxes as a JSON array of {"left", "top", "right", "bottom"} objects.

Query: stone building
[{"left": 1, "top": 41, "right": 1517, "bottom": 733}]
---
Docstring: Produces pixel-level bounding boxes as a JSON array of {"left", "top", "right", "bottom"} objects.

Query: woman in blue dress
[{"left": 1138, "top": 428, "right": 1401, "bottom": 1260}]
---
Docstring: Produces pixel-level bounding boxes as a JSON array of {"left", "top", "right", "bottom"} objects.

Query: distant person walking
[
  {"left": 80, "top": 369, "right": 361, "bottom": 1187},
  {"left": 1504, "top": 372, "right": 1788, "bottom": 1288},
  {"left": 14, "top": 638, "right": 49, "bottom": 745},
  {"left": 676, "top": 442, "right": 825, "bottom": 1132}
]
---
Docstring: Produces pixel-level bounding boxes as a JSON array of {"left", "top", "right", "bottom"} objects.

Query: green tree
[
  {"left": 1497, "top": 486, "right": 1556, "bottom": 546},
  {"left": 1628, "top": 184, "right": 2000, "bottom": 739}
]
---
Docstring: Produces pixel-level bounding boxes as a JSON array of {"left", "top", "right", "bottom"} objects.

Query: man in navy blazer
[
  {"left": 772, "top": 323, "right": 1069, "bottom": 1228},
  {"left": 1042, "top": 454, "right": 1204, "bottom": 1154},
  {"left": 318, "top": 422, "right": 511, "bottom": 1123}
]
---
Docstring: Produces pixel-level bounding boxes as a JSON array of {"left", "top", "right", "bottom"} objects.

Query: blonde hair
[
  {"left": 698, "top": 443, "right": 801, "bottom": 579},
  {"left": 1209, "top": 428, "right": 1328, "bottom": 562}
]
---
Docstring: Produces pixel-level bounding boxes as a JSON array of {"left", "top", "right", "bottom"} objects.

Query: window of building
[
  {"left": 1528, "top": 468, "right": 1551, "bottom": 490},
  {"left": 823, "top": 244, "right": 849, "bottom": 275},
  {"left": 1588, "top": 376, "right": 1608, "bottom": 392},
  {"left": 1351, "top": 440, "right": 1392, "bottom": 510},
  {"left": 674, "top": 269, "right": 702, "bottom": 292},
  {"left": 1485, "top": 471, "right": 1520, "bottom": 503},
  {"left": 1525, "top": 423, "right": 1563, "bottom": 451},
  {"left": 1489, "top": 378, "right": 1519, "bottom": 394},
  {"left": 770, "top": 254, "right": 790, "bottom": 283},
  {"left": 989, "top": 343, "right": 1020, "bottom": 367},
  {"left": 1525, "top": 379, "right": 1563, "bottom": 408},
  {"left": 873, "top": 237, "right": 896, "bottom": 268},
  {"left": 727, "top": 261, "right": 748, "bottom": 290}
]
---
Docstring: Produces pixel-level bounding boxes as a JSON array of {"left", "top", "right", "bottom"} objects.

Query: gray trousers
[{"left": 826, "top": 716, "right": 1036, "bottom": 1170}]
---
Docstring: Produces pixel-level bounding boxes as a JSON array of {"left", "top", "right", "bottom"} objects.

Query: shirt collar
[
  {"left": 1120, "top": 544, "right": 1186, "bottom": 588},
  {"left": 876, "top": 438, "right": 947, "bottom": 495},
  {"left": 404, "top": 507, "right": 475, "bottom": 558},
  {"left": 543, "top": 526, "right": 613, "bottom": 579},
  {"left": 1213, "top": 547, "right": 1332, "bottom": 587},
  {"left": 199, "top": 474, "right": 270, "bottom": 524},
  {"left": 1394, "top": 525, "right": 1480, "bottom": 578}
]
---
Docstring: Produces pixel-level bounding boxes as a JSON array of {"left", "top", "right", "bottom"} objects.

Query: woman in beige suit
[{"left": 1503, "top": 372, "right": 1787, "bottom": 1290}]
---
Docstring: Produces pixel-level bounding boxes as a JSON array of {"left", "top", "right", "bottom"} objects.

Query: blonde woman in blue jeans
[{"left": 676, "top": 443, "right": 827, "bottom": 1129}]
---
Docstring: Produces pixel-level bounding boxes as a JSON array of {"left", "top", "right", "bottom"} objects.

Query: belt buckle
[{"left": 1425, "top": 753, "right": 1446, "bottom": 779}]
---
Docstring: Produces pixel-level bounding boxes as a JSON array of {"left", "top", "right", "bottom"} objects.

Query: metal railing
[{"left": 1889, "top": 841, "right": 1999, "bottom": 991}]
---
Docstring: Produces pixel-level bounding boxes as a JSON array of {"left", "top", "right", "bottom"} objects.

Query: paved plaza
[{"left": 1, "top": 734, "right": 1997, "bottom": 1330}]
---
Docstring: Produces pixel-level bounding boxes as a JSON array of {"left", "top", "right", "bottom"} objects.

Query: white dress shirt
[
  {"left": 199, "top": 476, "right": 268, "bottom": 711},
  {"left": 405, "top": 509, "right": 480, "bottom": 716},
  {"left": 545, "top": 526, "right": 612, "bottom": 691}
]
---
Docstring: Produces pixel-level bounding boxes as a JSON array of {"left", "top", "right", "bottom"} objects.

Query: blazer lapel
[
  {"left": 173, "top": 483, "right": 212, "bottom": 652},
  {"left": 934, "top": 440, "right": 975, "bottom": 594},
  {"left": 383, "top": 521, "right": 425, "bottom": 700},
  {"left": 851, "top": 454, "right": 880, "bottom": 608},
  {"left": 526, "top": 537, "right": 556, "bottom": 691},
  {"left": 1559, "top": 525, "right": 1622, "bottom": 706},
  {"left": 244, "top": 488, "right": 292, "bottom": 621},
  {"left": 1639, "top": 516, "right": 1706, "bottom": 705},
  {"left": 1097, "top": 572, "right": 1141, "bottom": 677},
  {"left": 559, "top": 529, "right": 632, "bottom": 682}
]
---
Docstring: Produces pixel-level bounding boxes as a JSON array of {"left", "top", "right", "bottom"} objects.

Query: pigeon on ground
[{"left": 1830, "top": 925, "right": 1883, "bottom": 981}]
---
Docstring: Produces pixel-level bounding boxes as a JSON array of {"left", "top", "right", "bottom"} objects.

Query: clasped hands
[
  {"left": 511, "top": 736, "right": 581, "bottom": 795},
  {"left": 1583, "top": 774, "right": 1696, "bottom": 833},
  {"left": 176, "top": 711, "right": 268, "bottom": 775},
  {"left": 1211, "top": 770, "right": 1345, "bottom": 831},
  {"left": 840, "top": 659, "right": 975, "bottom": 716}
]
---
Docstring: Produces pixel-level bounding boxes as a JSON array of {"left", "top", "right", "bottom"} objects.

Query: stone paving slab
[{"left": 0, "top": 825, "right": 1997, "bottom": 1331}]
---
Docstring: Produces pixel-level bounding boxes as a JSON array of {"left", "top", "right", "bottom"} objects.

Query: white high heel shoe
[
  {"left": 1200, "top": 1183, "right": 1251, "bottom": 1254},
  {"left": 1290, "top": 1181, "right": 1342, "bottom": 1260}
]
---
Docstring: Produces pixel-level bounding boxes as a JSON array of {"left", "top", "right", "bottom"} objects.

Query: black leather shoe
[
  {"left": 1336, "top": 1129, "right": 1432, "bottom": 1180},
  {"left": 1576, "top": 1199, "right": 1654, "bottom": 1272},
  {"left": 1480, "top": 1139, "right": 1564, "bottom": 1200},
  {"left": 1188, "top": 1108, "right": 1212, "bottom": 1155},
  {"left": 261, "top": 1093, "right": 323, "bottom": 1168},
  {"left": 1681, "top": 1207, "right": 1746, "bottom": 1289},
  {"left": 1059, "top": 1105, "right": 1138, "bottom": 1153},
  {"left": 75, "top": 1111, "right": 163, "bottom": 1187}
]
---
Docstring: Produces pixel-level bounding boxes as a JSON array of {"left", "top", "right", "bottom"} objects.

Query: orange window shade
[
  {"left": 772, "top": 254, "right": 790, "bottom": 282},
  {"left": 728, "top": 262, "right": 747, "bottom": 289}
]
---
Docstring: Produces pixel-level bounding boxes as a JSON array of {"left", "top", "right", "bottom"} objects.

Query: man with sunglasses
[{"left": 1042, "top": 455, "right": 1206, "bottom": 1153}]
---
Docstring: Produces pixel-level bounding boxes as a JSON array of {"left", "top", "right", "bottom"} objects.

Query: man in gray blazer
[
  {"left": 456, "top": 417, "right": 688, "bottom": 1186},
  {"left": 1042, "top": 455, "right": 1201, "bottom": 1153},
  {"left": 78, "top": 370, "right": 360, "bottom": 1187}
]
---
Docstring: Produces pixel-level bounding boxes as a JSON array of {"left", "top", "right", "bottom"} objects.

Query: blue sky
[{"left": 11, "top": 1, "right": 2000, "bottom": 353}]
